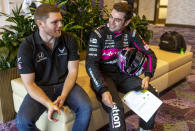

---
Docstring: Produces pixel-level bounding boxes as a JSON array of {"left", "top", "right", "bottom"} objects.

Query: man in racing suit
[{"left": 86, "top": 2, "right": 158, "bottom": 131}]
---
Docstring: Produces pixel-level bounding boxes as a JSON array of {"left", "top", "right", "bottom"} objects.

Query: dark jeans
[
  {"left": 16, "top": 83, "right": 92, "bottom": 131},
  {"left": 92, "top": 72, "right": 159, "bottom": 130}
]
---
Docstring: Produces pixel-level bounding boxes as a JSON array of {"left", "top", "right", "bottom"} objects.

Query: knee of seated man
[
  {"left": 16, "top": 113, "right": 34, "bottom": 127},
  {"left": 79, "top": 100, "right": 92, "bottom": 114},
  {"left": 84, "top": 102, "right": 92, "bottom": 113}
]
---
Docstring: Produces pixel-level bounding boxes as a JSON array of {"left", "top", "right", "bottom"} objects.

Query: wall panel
[
  {"left": 138, "top": 0, "right": 155, "bottom": 21},
  {"left": 166, "top": 0, "right": 195, "bottom": 26}
]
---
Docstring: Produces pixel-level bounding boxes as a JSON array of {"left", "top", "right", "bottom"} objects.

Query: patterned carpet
[
  {"left": 126, "top": 55, "right": 195, "bottom": 131},
  {"left": 125, "top": 76, "right": 195, "bottom": 131}
]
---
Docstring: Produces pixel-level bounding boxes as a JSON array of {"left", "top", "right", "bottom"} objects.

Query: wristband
[{"left": 48, "top": 103, "right": 54, "bottom": 108}]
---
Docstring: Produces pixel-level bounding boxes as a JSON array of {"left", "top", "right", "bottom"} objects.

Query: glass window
[
  {"left": 160, "top": 0, "right": 168, "bottom": 6},
  {"left": 159, "top": 8, "right": 167, "bottom": 19}
]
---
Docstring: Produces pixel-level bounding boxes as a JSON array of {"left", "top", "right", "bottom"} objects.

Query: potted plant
[
  {"left": 130, "top": 15, "right": 153, "bottom": 43},
  {"left": 62, "top": 0, "right": 108, "bottom": 60},
  {"left": 0, "top": 5, "right": 36, "bottom": 122}
]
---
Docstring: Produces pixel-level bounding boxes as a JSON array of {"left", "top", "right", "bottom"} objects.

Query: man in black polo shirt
[{"left": 16, "top": 4, "right": 92, "bottom": 131}]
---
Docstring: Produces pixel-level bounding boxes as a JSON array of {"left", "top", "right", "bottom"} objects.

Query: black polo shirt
[{"left": 17, "top": 30, "right": 79, "bottom": 86}]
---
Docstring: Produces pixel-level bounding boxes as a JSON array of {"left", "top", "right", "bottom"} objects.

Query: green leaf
[
  {"left": 69, "top": 25, "right": 83, "bottom": 30},
  {"left": 62, "top": 21, "right": 74, "bottom": 31},
  {"left": 0, "top": 12, "right": 10, "bottom": 18},
  {"left": 6, "top": 61, "right": 11, "bottom": 68},
  {"left": 0, "top": 3, "right": 36, "bottom": 70},
  {"left": 12, "top": 42, "right": 19, "bottom": 47},
  {"left": 57, "top": 0, "right": 68, "bottom": 8},
  {"left": 129, "top": 15, "right": 153, "bottom": 42},
  {"left": 0, "top": 47, "right": 9, "bottom": 60}
]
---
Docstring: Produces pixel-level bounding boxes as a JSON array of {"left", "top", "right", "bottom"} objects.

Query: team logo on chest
[
  {"left": 123, "top": 34, "right": 129, "bottom": 47},
  {"left": 107, "top": 35, "right": 112, "bottom": 40},
  {"left": 36, "top": 52, "right": 47, "bottom": 63},
  {"left": 90, "top": 38, "right": 97, "bottom": 44},
  {"left": 58, "top": 47, "right": 67, "bottom": 56},
  {"left": 105, "top": 35, "right": 115, "bottom": 48}
]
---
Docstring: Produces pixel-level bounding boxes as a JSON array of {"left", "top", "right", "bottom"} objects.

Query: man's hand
[
  {"left": 47, "top": 103, "right": 61, "bottom": 122},
  {"left": 102, "top": 91, "right": 115, "bottom": 108},
  {"left": 53, "top": 95, "right": 66, "bottom": 108},
  {"left": 142, "top": 76, "right": 150, "bottom": 89}
]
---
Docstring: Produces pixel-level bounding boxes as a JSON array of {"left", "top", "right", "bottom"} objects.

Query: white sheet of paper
[{"left": 122, "top": 90, "right": 162, "bottom": 122}]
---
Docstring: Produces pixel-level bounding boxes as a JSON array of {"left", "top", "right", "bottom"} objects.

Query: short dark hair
[
  {"left": 113, "top": 2, "right": 133, "bottom": 21},
  {"left": 34, "top": 3, "right": 60, "bottom": 22}
]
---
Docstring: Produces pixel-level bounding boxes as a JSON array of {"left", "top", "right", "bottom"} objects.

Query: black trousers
[{"left": 91, "top": 71, "right": 159, "bottom": 130}]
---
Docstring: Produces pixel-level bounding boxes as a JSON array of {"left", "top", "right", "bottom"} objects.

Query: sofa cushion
[
  {"left": 76, "top": 76, "right": 100, "bottom": 110},
  {"left": 11, "top": 61, "right": 100, "bottom": 110},
  {"left": 139, "top": 59, "right": 169, "bottom": 80},
  {"left": 150, "top": 45, "right": 193, "bottom": 71},
  {"left": 11, "top": 78, "right": 26, "bottom": 98},
  {"left": 77, "top": 61, "right": 101, "bottom": 110}
]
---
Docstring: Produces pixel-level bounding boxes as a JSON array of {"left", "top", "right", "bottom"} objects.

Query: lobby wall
[
  {"left": 138, "top": 0, "right": 155, "bottom": 21},
  {"left": 166, "top": 0, "right": 195, "bottom": 26},
  {"left": 104, "top": 0, "right": 115, "bottom": 13},
  {"left": 0, "top": 0, "right": 23, "bottom": 14},
  {"left": 104, "top": 0, "right": 122, "bottom": 13}
]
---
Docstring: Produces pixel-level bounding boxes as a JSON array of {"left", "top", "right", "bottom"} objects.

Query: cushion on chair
[{"left": 150, "top": 45, "right": 193, "bottom": 71}]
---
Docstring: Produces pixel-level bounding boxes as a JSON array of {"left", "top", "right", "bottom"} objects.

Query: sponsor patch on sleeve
[
  {"left": 88, "top": 53, "right": 97, "bottom": 56},
  {"left": 144, "top": 44, "right": 150, "bottom": 51},
  {"left": 89, "top": 48, "right": 97, "bottom": 52},
  {"left": 94, "top": 30, "right": 102, "bottom": 38},
  {"left": 17, "top": 57, "right": 22, "bottom": 69},
  {"left": 90, "top": 38, "right": 97, "bottom": 44}
]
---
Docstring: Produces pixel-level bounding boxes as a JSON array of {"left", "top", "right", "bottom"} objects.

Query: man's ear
[
  {"left": 36, "top": 20, "right": 43, "bottom": 28},
  {"left": 124, "top": 19, "right": 130, "bottom": 27}
]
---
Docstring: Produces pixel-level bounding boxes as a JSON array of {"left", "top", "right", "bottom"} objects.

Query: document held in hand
[{"left": 122, "top": 90, "right": 162, "bottom": 122}]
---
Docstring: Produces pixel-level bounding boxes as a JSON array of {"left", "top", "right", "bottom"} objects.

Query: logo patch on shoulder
[
  {"left": 144, "top": 44, "right": 149, "bottom": 51},
  {"left": 17, "top": 57, "right": 22, "bottom": 69},
  {"left": 94, "top": 30, "right": 102, "bottom": 38},
  {"left": 90, "top": 38, "right": 97, "bottom": 44}
]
